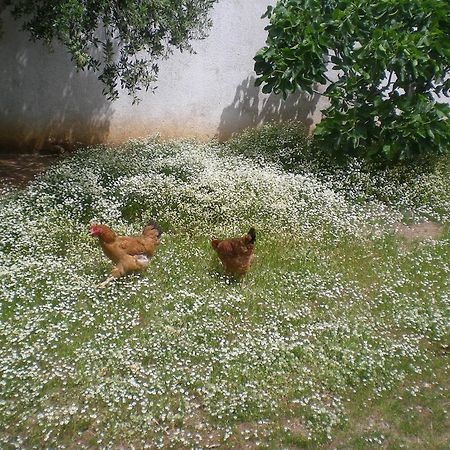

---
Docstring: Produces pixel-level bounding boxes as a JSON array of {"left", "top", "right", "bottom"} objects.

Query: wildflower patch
[{"left": 0, "top": 135, "right": 448, "bottom": 448}]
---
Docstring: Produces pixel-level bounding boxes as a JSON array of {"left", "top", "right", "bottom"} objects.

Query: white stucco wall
[{"left": 0, "top": 0, "right": 327, "bottom": 151}]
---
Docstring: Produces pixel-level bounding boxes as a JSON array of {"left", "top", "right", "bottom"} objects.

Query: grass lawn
[{"left": 0, "top": 125, "right": 449, "bottom": 448}]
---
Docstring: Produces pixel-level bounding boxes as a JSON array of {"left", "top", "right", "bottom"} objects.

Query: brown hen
[
  {"left": 90, "top": 220, "right": 161, "bottom": 287},
  {"left": 211, "top": 228, "right": 256, "bottom": 277}
]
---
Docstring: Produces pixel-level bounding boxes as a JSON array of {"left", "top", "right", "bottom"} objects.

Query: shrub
[{"left": 254, "top": 0, "right": 450, "bottom": 162}]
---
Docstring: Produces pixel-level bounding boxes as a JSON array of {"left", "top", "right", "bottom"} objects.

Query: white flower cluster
[{"left": 0, "top": 136, "right": 448, "bottom": 448}]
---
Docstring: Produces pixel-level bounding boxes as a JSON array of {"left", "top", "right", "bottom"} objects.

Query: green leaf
[{"left": 253, "top": 0, "right": 450, "bottom": 161}]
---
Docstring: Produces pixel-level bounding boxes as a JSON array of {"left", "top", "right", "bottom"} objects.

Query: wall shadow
[
  {"left": 217, "top": 76, "right": 322, "bottom": 141},
  {"left": 0, "top": 11, "right": 112, "bottom": 153}
]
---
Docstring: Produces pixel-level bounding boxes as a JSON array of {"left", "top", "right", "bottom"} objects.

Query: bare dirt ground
[
  {"left": 0, "top": 153, "right": 60, "bottom": 186},
  {"left": 395, "top": 221, "right": 443, "bottom": 240}
]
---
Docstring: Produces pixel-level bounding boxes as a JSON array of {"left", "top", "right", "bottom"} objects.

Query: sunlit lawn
[{"left": 0, "top": 126, "right": 448, "bottom": 448}]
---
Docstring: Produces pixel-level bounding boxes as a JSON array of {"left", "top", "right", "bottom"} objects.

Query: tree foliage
[
  {"left": 2, "top": 0, "right": 217, "bottom": 101},
  {"left": 254, "top": 0, "right": 450, "bottom": 161}
]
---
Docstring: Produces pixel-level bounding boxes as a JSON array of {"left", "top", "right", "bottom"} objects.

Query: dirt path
[{"left": 0, "top": 153, "right": 60, "bottom": 186}]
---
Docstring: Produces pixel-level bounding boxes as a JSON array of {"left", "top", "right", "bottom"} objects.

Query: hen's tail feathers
[
  {"left": 146, "top": 220, "right": 162, "bottom": 238},
  {"left": 247, "top": 227, "right": 256, "bottom": 244}
]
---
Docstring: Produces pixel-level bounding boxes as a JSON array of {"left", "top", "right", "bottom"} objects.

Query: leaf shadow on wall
[
  {"left": 0, "top": 11, "right": 112, "bottom": 153},
  {"left": 216, "top": 76, "right": 322, "bottom": 141}
]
